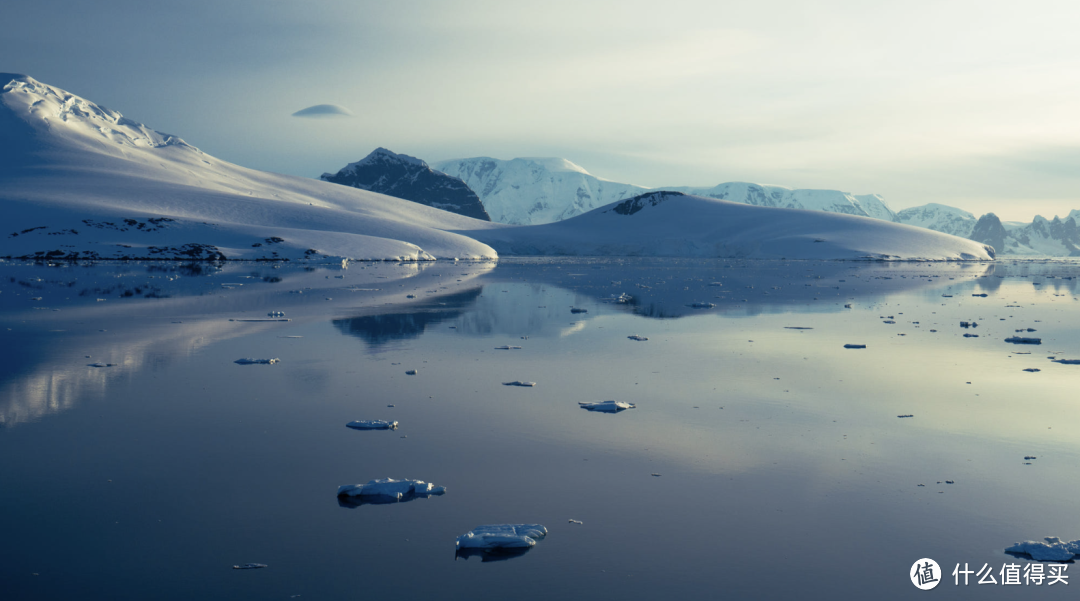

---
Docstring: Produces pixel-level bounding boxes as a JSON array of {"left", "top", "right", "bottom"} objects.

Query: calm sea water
[{"left": 2, "top": 258, "right": 1080, "bottom": 599}]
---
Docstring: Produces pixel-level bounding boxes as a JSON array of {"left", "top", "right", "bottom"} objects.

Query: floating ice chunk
[
  {"left": 627, "top": 335, "right": 648, "bottom": 341},
  {"left": 233, "top": 563, "right": 267, "bottom": 570},
  {"left": 494, "top": 345, "right": 522, "bottom": 350},
  {"left": 346, "top": 420, "right": 399, "bottom": 430},
  {"left": 843, "top": 344, "right": 866, "bottom": 349},
  {"left": 234, "top": 358, "right": 279, "bottom": 365},
  {"left": 1005, "top": 537, "right": 1080, "bottom": 561},
  {"left": 503, "top": 381, "right": 536, "bottom": 387},
  {"left": 1005, "top": 337, "right": 1041, "bottom": 344},
  {"left": 336, "top": 478, "right": 446, "bottom": 506},
  {"left": 579, "top": 400, "right": 635, "bottom": 413},
  {"left": 456, "top": 524, "right": 547, "bottom": 552}
]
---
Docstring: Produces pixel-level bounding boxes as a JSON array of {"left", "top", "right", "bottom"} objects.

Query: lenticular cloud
[{"left": 292, "top": 104, "right": 353, "bottom": 118}]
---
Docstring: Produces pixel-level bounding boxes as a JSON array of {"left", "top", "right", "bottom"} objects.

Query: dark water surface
[{"left": 3, "top": 258, "right": 1080, "bottom": 599}]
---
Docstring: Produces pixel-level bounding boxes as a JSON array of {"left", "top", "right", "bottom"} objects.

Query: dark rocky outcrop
[{"left": 321, "top": 148, "right": 490, "bottom": 221}]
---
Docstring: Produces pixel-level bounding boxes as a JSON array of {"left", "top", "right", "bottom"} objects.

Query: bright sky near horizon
[{"left": 3, "top": 0, "right": 1079, "bottom": 221}]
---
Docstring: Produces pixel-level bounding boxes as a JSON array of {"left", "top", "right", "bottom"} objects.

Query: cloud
[{"left": 291, "top": 104, "right": 353, "bottom": 118}]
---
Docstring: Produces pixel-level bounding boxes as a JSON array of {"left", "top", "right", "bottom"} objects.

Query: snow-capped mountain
[
  {"left": 667, "top": 182, "right": 898, "bottom": 221},
  {"left": 321, "top": 148, "right": 490, "bottom": 221},
  {"left": 998, "top": 215, "right": 1080, "bottom": 256},
  {"left": 0, "top": 74, "right": 994, "bottom": 263},
  {"left": 896, "top": 203, "right": 977, "bottom": 238},
  {"left": 431, "top": 157, "right": 648, "bottom": 225},
  {"left": 460, "top": 191, "right": 994, "bottom": 261},
  {"left": 0, "top": 74, "right": 498, "bottom": 261},
  {"left": 433, "top": 157, "right": 897, "bottom": 225}
]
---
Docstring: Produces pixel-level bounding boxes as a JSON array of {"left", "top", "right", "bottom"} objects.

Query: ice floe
[
  {"left": 234, "top": 358, "right": 279, "bottom": 365},
  {"left": 1005, "top": 537, "right": 1080, "bottom": 561},
  {"left": 336, "top": 478, "right": 445, "bottom": 506},
  {"left": 502, "top": 381, "right": 536, "bottom": 387},
  {"left": 579, "top": 400, "right": 635, "bottom": 413},
  {"left": 346, "top": 420, "right": 398, "bottom": 430},
  {"left": 455, "top": 524, "right": 547, "bottom": 561}
]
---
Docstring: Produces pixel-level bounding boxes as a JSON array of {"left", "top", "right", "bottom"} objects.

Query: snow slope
[
  {"left": 668, "top": 183, "right": 898, "bottom": 222},
  {"left": 432, "top": 157, "right": 648, "bottom": 225},
  {"left": 0, "top": 74, "right": 498, "bottom": 261},
  {"left": 434, "top": 157, "right": 898, "bottom": 225},
  {"left": 896, "top": 203, "right": 977, "bottom": 238},
  {"left": 459, "top": 192, "right": 994, "bottom": 261}
]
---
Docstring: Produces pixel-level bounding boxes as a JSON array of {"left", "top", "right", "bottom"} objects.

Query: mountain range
[{"left": 0, "top": 73, "right": 993, "bottom": 262}]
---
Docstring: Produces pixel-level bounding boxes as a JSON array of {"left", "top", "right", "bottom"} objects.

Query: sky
[{"left": 3, "top": 0, "right": 1080, "bottom": 221}]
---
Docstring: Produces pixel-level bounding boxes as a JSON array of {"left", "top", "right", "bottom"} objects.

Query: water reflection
[
  {"left": 331, "top": 288, "right": 483, "bottom": 345},
  {"left": 454, "top": 546, "right": 534, "bottom": 563}
]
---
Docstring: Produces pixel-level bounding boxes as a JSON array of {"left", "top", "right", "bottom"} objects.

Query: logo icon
[{"left": 911, "top": 558, "right": 941, "bottom": 590}]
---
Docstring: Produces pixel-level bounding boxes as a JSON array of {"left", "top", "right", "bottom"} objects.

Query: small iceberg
[
  {"left": 1005, "top": 337, "right": 1042, "bottom": 345},
  {"left": 346, "top": 420, "right": 398, "bottom": 430},
  {"left": 455, "top": 524, "right": 547, "bottom": 562},
  {"left": 503, "top": 381, "right": 536, "bottom": 387},
  {"left": 579, "top": 400, "right": 635, "bottom": 413},
  {"left": 235, "top": 358, "right": 280, "bottom": 365},
  {"left": 627, "top": 335, "right": 648, "bottom": 341},
  {"left": 1005, "top": 537, "right": 1080, "bottom": 561},
  {"left": 336, "top": 478, "right": 445, "bottom": 507}
]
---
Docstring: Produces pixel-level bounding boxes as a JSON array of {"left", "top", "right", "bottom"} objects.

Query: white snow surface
[
  {"left": 669, "top": 183, "right": 898, "bottom": 222},
  {"left": 460, "top": 192, "right": 995, "bottom": 261},
  {"left": 433, "top": 156, "right": 647, "bottom": 225},
  {"left": 0, "top": 74, "right": 498, "bottom": 261},
  {"left": 896, "top": 203, "right": 977, "bottom": 238},
  {"left": 1005, "top": 537, "right": 1080, "bottom": 561},
  {"left": 455, "top": 524, "right": 548, "bottom": 549},
  {"left": 336, "top": 478, "right": 446, "bottom": 499},
  {"left": 433, "top": 157, "right": 898, "bottom": 226}
]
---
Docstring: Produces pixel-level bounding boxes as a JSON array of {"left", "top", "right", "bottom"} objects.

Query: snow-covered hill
[
  {"left": 433, "top": 157, "right": 898, "bottom": 225},
  {"left": 321, "top": 148, "right": 490, "bottom": 221},
  {"left": 0, "top": 74, "right": 498, "bottom": 261},
  {"left": 432, "top": 157, "right": 647, "bottom": 225},
  {"left": 896, "top": 203, "right": 977, "bottom": 238},
  {"left": 459, "top": 191, "right": 994, "bottom": 261},
  {"left": 1, "top": 74, "right": 994, "bottom": 263}
]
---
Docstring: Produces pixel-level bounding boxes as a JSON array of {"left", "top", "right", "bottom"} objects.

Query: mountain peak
[
  {"left": 321, "top": 148, "right": 490, "bottom": 221},
  {"left": 1, "top": 73, "right": 193, "bottom": 151}
]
